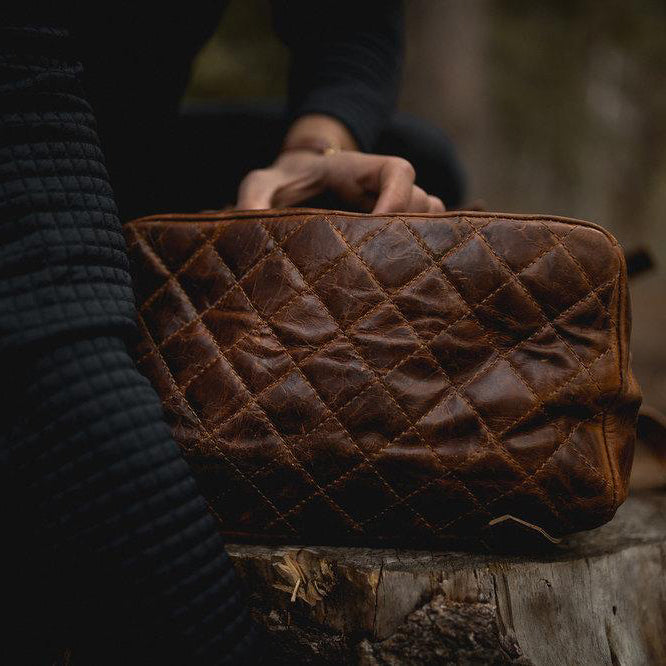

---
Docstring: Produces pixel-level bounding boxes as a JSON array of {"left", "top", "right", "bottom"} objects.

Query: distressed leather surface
[{"left": 124, "top": 209, "right": 641, "bottom": 545}]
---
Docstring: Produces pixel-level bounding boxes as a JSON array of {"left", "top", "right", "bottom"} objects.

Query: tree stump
[{"left": 227, "top": 491, "right": 666, "bottom": 665}]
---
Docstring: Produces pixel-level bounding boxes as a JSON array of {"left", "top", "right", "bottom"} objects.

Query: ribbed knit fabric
[{"left": 0, "top": 22, "right": 257, "bottom": 664}]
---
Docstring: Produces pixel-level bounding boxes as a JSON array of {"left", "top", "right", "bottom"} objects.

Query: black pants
[{"left": 107, "top": 100, "right": 466, "bottom": 221}]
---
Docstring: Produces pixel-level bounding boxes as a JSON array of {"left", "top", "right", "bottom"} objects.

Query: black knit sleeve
[
  {"left": 0, "top": 21, "right": 256, "bottom": 665},
  {"left": 271, "top": 0, "right": 404, "bottom": 151}
]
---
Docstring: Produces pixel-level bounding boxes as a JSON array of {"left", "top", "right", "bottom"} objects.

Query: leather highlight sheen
[{"left": 125, "top": 209, "right": 641, "bottom": 545}]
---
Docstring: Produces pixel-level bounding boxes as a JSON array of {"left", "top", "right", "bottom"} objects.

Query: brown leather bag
[{"left": 124, "top": 209, "right": 641, "bottom": 546}]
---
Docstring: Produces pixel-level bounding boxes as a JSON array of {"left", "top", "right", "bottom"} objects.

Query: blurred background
[{"left": 184, "top": 0, "right": 666, "bottom": 469}]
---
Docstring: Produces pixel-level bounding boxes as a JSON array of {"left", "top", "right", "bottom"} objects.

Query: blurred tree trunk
[{"left": 401, "top": 0, "right": 493, "bottom": 206}]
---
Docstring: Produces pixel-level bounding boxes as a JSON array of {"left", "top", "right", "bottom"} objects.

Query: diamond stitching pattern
[
  {"left": 135, "top": 234, "right": 365, "bottom": 534},
  {"left": 125, "top": 211, "right": 638, "bottom": 544}
]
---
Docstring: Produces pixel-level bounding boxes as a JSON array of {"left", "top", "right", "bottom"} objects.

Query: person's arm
[
  {"left": 272, "top": 0, "right": 403, "bottom": 152},
  {"left": 1, "top": 19, "right": 256, "bottom": 664},
  {"left": 236, "top": 0, "right": 445, "bottom": 214}
]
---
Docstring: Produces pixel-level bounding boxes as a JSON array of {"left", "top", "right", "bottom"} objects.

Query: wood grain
[{"left": 227, "top": 491, "right": 666, "bottom": 665}]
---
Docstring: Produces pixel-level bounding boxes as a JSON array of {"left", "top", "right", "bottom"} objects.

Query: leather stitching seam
[{"left": 136, "top": 231, "right": 364, "bottom": 533}]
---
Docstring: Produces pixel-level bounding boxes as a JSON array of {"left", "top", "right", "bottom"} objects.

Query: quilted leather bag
[{"left": 124, "top": 209, "right": 641, "bottom": 546}]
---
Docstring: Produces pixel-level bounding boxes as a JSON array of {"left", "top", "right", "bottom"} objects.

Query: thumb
[{"left": 236, "top": 169, "right": 277, "bottom": 210}]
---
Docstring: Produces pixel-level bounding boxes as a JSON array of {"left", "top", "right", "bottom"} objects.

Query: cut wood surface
[{"left": 227, "top": 491, "right": 666, "bottom": 665}]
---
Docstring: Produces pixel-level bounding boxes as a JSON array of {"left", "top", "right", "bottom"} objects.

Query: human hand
[{"left": 236, "top": 149, "right": 445, "bottom": 214}]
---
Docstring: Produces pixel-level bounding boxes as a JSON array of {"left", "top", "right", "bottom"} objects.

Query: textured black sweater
[{"left": 1, "top": 3, "right": 402, "bottom": 663}]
